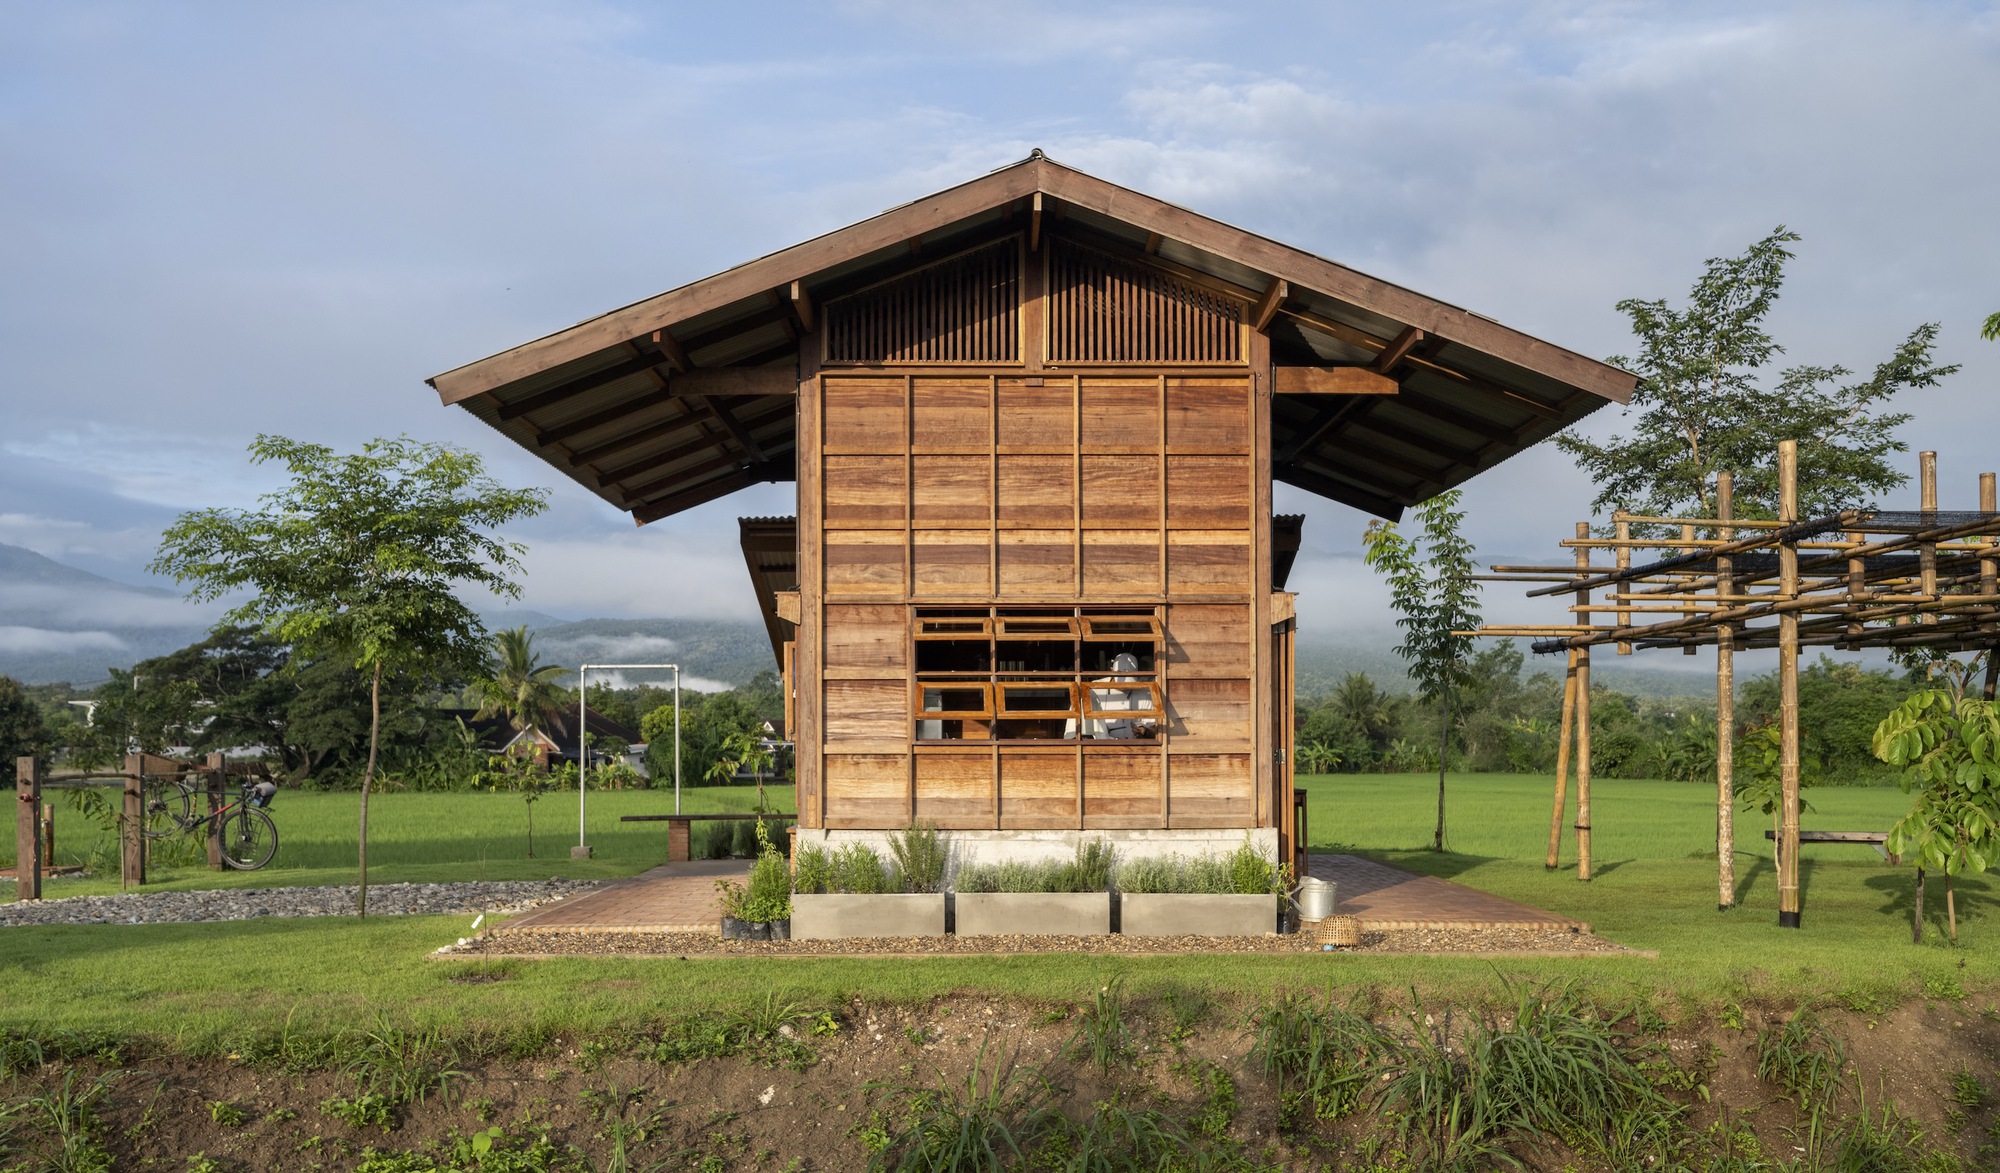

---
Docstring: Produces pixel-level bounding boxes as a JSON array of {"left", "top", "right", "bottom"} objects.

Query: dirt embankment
[{"left": 5, "top": 989, "right": 1999, "bottom": 1171}]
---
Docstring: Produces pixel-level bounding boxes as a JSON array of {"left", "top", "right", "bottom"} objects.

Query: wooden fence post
[
  {"left": 206, "top": 753, "right": 225, "bottom": 870},
  {"left": 16, "top": 756, "right": 40, "bottom": 901},
  {"left": 122, "top": 753, "right": 145, "bottom": 889}
]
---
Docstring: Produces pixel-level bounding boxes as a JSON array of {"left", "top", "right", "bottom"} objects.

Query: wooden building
[{"left": 429, "top": 152, "right": 1635, "bottom": 867}]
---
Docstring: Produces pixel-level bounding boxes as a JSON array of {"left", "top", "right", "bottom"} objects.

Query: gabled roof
[{"left": 430, "top": 152, "right": 1635, "bottom": 522}]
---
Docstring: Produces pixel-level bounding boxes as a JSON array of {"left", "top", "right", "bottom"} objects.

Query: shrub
[
  {"left": 794, "top": 844, "right": 834, "bottom": 894},
  {"left": 888, "top": 822, "right": 948, "bottom": 893},
  {"left": 1116, "top": 840, "right": 1282, "bottom": 894},
  {"left": 956, "top": 839, "right": 1116, "bottom": 894},
  {"left": 831, "top": 844, "right": 894, "bottom": 894}
]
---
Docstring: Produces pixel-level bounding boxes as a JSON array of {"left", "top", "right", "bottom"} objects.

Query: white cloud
[{"left": 0, "top": 626, "right": 126, "bottom": 654}]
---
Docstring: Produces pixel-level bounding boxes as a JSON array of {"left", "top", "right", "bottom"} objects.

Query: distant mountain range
[
  {"left": 0, "top": 541, "right": 1738, "bottom": 700},
  {"left": 0, "top": 543, "right": 213, "bottom": 685}
]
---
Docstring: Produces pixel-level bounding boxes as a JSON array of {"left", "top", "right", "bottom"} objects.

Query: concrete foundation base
[
  {"left": 1119, "top": 893, "right": 1277, "bottom": 937},
  {"left": 569, "top": 845, "right": 594, "bottom": 860},
  {"left": 956, "top": 892, "right": 1111, "bottom": 937},
  {"left": 790, "top": 828, "right": 1280, "bottom": 879},
  {"left": 791, "top": 893, "right": 946, "bottom": 940}
]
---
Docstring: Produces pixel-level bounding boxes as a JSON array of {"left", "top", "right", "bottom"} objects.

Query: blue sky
[{"left": 3, "top": 0, "right": 1997, "bottom": 645}]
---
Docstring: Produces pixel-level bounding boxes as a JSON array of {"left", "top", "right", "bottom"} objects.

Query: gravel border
[
  {"left": 0, "top": 880, "right": 601, "bottom": 927},
  {"left": 440, "top": 924, "right": 1634, "bottom": 957}
]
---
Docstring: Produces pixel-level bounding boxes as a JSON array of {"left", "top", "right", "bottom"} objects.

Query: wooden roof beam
[
  {"left": 534, "top": 387, "right": 677, "bottom": 448},
  {"left": 1348, "top": 410, "right": 1486, "bottom": 468},
  {"left": 1251, "top": 278, "right": 1289, "bottom": 334},
  {"left": 575, "top": 406, "right": 716, "bottom": 474},
  {"left": 495, "top": 347, "right": 670, "bottom": 421},
  {"left": 650, "top": 330, "right": 691, "bottom": 374},
  {"left": 588, "top": 402, "right": 793, "bottom": 484},
  {"left": 1273, "top": 460, "right": 1406, "bottom": 521},
  {"left": 789, "top": 280, "right": 815, "bottom": 333},
  {"left": 1314, "top": 432, "right": 1451, "bottom": 488},
  {"left": 631, "top": 470, "right": 758, "bottom": 526},
  {"left": 1273, "top": 396, "right": 1369, "bottom": 463},
  {"left": 703, "top": 396, "right": 768, "bottom": 463},
  {"left": 1373, "top": 326, "right": 1424, "bottom": 373},
  {"left": 1030, "top": 192, "right": 1043, "bottom": 251}
]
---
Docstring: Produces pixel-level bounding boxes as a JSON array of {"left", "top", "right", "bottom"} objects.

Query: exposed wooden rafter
[
  {"left": 495, "top": 347, "right": 670, "bottom": 421},
  {"left": 1373, "top": 325, "right": 1424, "bottom": 373},
  {"left": 534, "top": 387, "right": 677, "bottom": 448},
  {"left": 789, "top": 279, "right": 815, "bottom": 333},
  {"left": 1250, "top": 278, "right": 1289, "bottom": 334},
  {"left": 650, "top": 330, "right": 690, "bottom": 374}
]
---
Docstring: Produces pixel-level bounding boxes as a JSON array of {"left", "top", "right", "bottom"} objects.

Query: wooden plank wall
[{"left": 810, "top": 369, "right": 1265, "bottom": 831}]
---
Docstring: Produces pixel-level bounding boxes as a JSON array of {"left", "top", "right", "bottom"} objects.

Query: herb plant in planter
[
  {"left": 790, "top": 826, "right": 949, "bottom": 940},
  {"left": 955, "top": 839, "right": 1115, "bottom": 937},
  {"left": 716, "top": 821, "right": 792, "bottom": 940},
  {"left": 1118, "top": 839, "right": 1287, "bottom": 937}
]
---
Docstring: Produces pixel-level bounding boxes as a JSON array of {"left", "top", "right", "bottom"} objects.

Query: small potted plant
[{"left": 716, "top": 821, "right": 793, "bottom": 940}]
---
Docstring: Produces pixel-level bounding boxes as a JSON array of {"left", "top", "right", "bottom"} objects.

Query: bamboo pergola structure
[{"left": 1471, "top": 441, "right": 2000, "bottom": 928}]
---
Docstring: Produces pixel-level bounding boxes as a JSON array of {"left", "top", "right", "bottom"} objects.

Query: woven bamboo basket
[{"left": 1314, "top": 914, "right": 1362, "bottom": 948}]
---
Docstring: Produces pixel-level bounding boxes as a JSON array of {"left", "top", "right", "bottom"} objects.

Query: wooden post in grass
[
  {"left": 1776, "top": 441, "right": 1802, "bottom": 928},
  {"left": 1574, "top": 523, "right": 1594, "bottom": 882},
  {"left": 16, "top": 756, "right": 40, "bottom": 901},
  {"left": 1546, "top": 648, "right": 1577, "bottom": 870},
  {"left": 206, "top": 753, "right": 226, "bottom": 870},
  {"left": 121, "top": 753, "right": 145, "bottom": 889},
  {"left": 1716, "top": 471, "right": 1737, "bottom": 911}
]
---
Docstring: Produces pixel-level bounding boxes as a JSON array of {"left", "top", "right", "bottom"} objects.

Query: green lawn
[
  {"left": 1303, "top": 771, "right": 1992, "bottom": 992},
  {"left": 2, "top": 774, "right": 1992, "bottom": 1045},
  {"left": 8, "top": 785, "right": 789, "bottom": 901}
]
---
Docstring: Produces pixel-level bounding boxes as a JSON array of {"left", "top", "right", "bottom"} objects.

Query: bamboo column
[
  {"left": 1614, "top": 511, "right": 1632, "bottom": 655},
  {"left": 1982, "top": 473, "right": 1998, "bottom": 701},
  {"left": 1777, "top": 441, "right": 1802, "bottom": 928},
  {"left": 1574, "top": 521, "right": 1594, "bottom": 882},
  {"left": 15, "top": 756, "right": 40, "bottom": 902},
  {"left": 1546, "top": 649, "right": 1577, "bottom": 870},
  {"left": 1919, "top": 452, "right": 1938, "bottom": 628},
  {"left": 1715, "top": 471, "right": 1736, "bottom": 910}
]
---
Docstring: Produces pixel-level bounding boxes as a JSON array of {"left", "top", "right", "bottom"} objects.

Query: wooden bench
[
  {"left": 1763, "top": 829, "right": 1897, "bottom": 863},
  {"left": 619, "top": 813, "right": 790, "bottom": 863}
]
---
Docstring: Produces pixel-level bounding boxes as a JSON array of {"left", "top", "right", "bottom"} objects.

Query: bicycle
[{"left": 140, "top": 774, "right": 280, "bottom": 871}]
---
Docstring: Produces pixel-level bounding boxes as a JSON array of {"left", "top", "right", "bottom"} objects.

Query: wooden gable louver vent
[
  {"left": 824, "top": 238, "right": 1020, "bottom": 364},
  {"left": 1046, "top": 238, "right": 1243, "bottom": 365}
]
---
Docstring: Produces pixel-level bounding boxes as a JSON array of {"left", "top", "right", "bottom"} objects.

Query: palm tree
[{"left": 472, "top": 627, "right": 568, "bottom": 742}]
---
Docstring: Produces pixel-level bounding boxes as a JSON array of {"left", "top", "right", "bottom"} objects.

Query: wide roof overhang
[{"left": 429, "top": 152, "right": 1635, "bottom": 523}]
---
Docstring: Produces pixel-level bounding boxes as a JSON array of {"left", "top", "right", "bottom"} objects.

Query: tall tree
[
  {"left": 1557, "top": 228, "right": 1958, "bottom": 522},
  {"left": 0, "top": 675, "right": 52, "bottom": 766},
  {"left": 1363, "top": 489, "right": 1482, "bottom": 851},
  {"left": 472, "top": 627, "right": 569, "bottom": 738},
  {"left": 151, "top": 435, "right": 546, "bottom": 914}
]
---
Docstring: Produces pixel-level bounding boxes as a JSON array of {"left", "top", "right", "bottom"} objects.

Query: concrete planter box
[
  {"left": 790, "top": 893, "right": 946, "bottom": 940},
  {"left": 1118, "top": 893, "right": 1277, "bottom": 938},
  {"left": 955, "top": 892, "right": 1111, "bottom": 937}
]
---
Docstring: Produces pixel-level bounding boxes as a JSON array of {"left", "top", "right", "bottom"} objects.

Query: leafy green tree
[
  {"left": 1558, "top": 228, "right": 1957, "bottom": 522},
  {"left": 150, "top": 435, "right": 546, "bottom": 914},
  {"left": 472, "top": 627, "right": 568, "bottom": 738},
  {"left": 1873, "top": 691, "right": 2000, "bottom": 944},
  {"left": 1363, "top": 488, "right": 1481, "bottom": 850},
  {"left": 0, "top": 675, "right": 52, "bottom": 767},
  {"left": 1983, "top": 313, "right": 2000, "bottom": 342},
  {"left": 647, "top": 690, "right": 762, "bottom": 788}
]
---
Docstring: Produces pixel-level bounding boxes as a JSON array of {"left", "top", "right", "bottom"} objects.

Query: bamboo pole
[
  {"left": 1548, "top": 652, "right": 1577, "bottom": 871},
  {"left": 1982, "top": 473, "right": 1998, "bottom": 701},
  {"left": 1777, "top": 441, "right": 1802, "bottom": 929},
  {"left": 1615, "top": 511, "right": 1633, "bottom": 654},
  {"left": 1574, "top": 521, "right": 1594, "bottom": 882},
  {"left": 1920, "top": 452, "right": 1938, "bottom": 627},
  {"left": 1716, "top": 471, "right": 1736, "bottom": 911}
]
